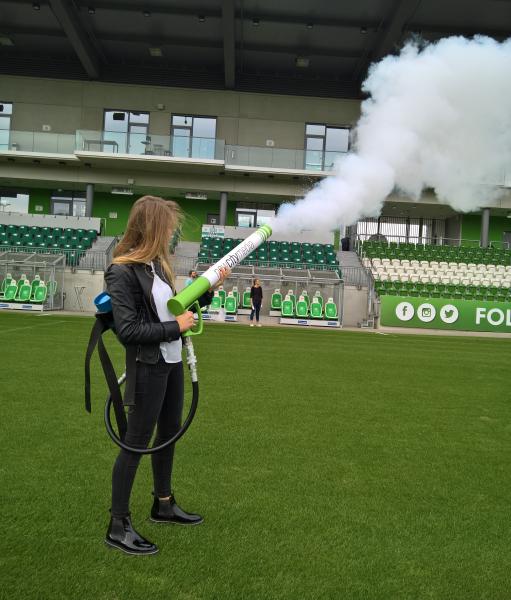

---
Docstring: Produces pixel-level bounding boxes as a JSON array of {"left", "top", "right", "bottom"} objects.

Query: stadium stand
[
  {"left": 0, "top": 223, "right": 99, "bottom": 266},
  {"left": 361, "top": 241, "right": 511, "bottom": 301},
  {"left": 197, "top": 236, "right": 340, "bottom": 271}
]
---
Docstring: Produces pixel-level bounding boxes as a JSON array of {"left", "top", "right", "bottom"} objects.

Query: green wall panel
[
  {"left": 28, "top": 189, "right": 51, "bottom": 214},
  {"left": 24, "top": 187, "right": 235, "bottom": 241},
  {"left": 92, "top": 192, "right": 133, "bottom": 236},
  {"left": 461, "top": 213, "right": 511, "bottom": 244},
  {"left": 94, "top": 194, "right": 235, "bottom": 240}
]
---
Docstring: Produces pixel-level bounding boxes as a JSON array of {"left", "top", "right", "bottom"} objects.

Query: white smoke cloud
[{"left": 274, "top": 36, "right": 511, "bottom": 234}]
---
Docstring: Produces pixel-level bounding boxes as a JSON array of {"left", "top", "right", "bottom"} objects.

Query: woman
[
  {"left": 250, "top": 278, "right": 263, "bottom": 327},
  {"left": 104, "top": 196, "right": 228, "bottom": 556}
]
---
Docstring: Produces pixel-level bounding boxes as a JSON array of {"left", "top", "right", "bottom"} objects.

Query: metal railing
[
  {"left": 341, "top": 266, "right": 372, "bottom": 287},
  {"left": 0, "top": 243, "right": 115, "bottom": 271},
  {"left": 354, "top": 234, "right": 511, "bottom": 254}
]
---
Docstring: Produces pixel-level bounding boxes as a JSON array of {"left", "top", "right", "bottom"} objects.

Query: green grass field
[{"left": 1, "top": 311, "right": 510, "bottom": 600}]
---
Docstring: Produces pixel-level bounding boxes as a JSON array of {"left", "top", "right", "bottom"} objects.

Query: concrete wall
[
  {"left": 0, "top": 212, "right": 101, "bottom": 231},
  {"left": 341, "top": 286, "right": 369, "bottom": 327},
  {"left": 63, "top": 268, "right": 104, "bottom": 312},
  {"left": 221, "top": 225, "right": 333, "bottom": 244},
  {"left": 444, "top": 215, "right": 462, "bottom": 242},
  {"left": 2, "top": 74, "right": 361, "bottom": 150}
]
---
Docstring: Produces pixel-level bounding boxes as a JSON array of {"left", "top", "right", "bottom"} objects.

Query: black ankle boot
[
  {"left": 150, "top": 494, "right": 204, "bottom": 525},
  {"left": 105, "top": 514, "right": 158, "bottom": 555}
]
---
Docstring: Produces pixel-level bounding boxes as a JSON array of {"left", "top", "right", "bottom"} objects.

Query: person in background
[
  {"left": 185, "top": 270, "right": 197, "bottom": 287},
  {"left": 250, "top": 278, "right": 263, "bottom": 327}
]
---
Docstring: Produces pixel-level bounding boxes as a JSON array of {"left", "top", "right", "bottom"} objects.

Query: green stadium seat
[
  {"left": 242, "top": 288, "right": 251, "bottom": 309},
  {"left": 374, "top": 280, "right": 385, "bottom": 295},
  {"left": 32, "top": 281, "right": 48, "bottom": 303},
  {"left": 286, "top": 290, "right": 296, "bottom": 307},
  {"left": 312, "top": 291, "right": 323, "bottom": 307},
  {"left": 0, "top": 273, "right": 13, "bottom": 297},
  {"left": 3, "top": 280, "right": 18, "bottom": 301},
  {"left": 324, "top": 298, "right": 338, "bottom": 320},
  {"left": 224, "top": 292, "right": 237, "bottom": 314},
  {"left": 281, "top": 295, "right": 294, "bottom": 317},
  {"left": 295, "top": 296, "right": 308, "bottom": 318},
  {"left": 30, "top": 275, "right": 41, "bottom": 298},
  {"left": 310, "top": 300, "right": 323, "bottom": 319},
  {"left": 231, "top": 286, "right": 240, "bottom": 307},
  {"left": 210, "top": 292, "right": 222, "bottom": 310},
  {"left": 15, "top": 279, "right": 32, "bottom": 302},
  {"left": 271, "top": 289, "right": 282, "bottom": 310}
]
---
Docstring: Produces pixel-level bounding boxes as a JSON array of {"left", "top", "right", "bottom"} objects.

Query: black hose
[{"left": 104, "top": 381, "right": 199, "bottom": 454}]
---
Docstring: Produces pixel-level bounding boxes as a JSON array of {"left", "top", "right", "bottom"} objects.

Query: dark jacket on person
[
  {"left": 104, "top": 261, "right": 212, "bottom": 365},
  {"left": 250, "top": 285, "right": 263, "bottom": 305},
  {"left": 104, "top": 261, "right": 212, "bottom": 407}
]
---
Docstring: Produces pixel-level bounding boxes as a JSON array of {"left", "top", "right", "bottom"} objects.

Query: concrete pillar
[
  {"left": 480, "top": 207, "right": 490, "bottom": 248},
  {"left": 85, "top": 183, "right": 94, "bottom": 218},
  {"left": 219, "top": 191, "right": 227, "bottom": 226}
]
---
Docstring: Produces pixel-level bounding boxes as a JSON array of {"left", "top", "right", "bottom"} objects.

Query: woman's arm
[{"left": 105, "top": 264, "right": 181, "bottom": 346}]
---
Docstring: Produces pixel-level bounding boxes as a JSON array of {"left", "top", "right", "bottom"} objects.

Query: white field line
[{"left": 0, "top": 319, "right": 70, "bottom": 334}]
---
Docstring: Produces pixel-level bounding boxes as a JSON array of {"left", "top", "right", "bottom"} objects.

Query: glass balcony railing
[
  {"left": 0, "top": 131, "right": 76, "bottom": 154},
  {"left": 4, "top": 130, "right": 508, "bottom": 185},
  {"left": 225, "top": 145, "right": 346, "bottom": 172},
  {"left": 75, "top": 130, "right": 225, "bottom": 160}
]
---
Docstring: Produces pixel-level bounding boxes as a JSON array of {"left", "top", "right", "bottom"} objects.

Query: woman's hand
[
  {"left": 176, "top": 311, "right": 195, "bottom": 333},
  {"left": 211, "top": 267, "right": 230, "bottom": 290}
]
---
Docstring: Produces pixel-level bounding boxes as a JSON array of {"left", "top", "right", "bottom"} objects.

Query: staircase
[
  {"left": 78, "top": 236, "right": 117, "bottom": 270},
  {"left": 174, "top": 241, "right": 200, "bottom": 275},
  {"left": 175, "top": 241, "right": 200, "bottom": 258},
  {"left": 337, "top": 251, "right": 369, "bottom": 286}
]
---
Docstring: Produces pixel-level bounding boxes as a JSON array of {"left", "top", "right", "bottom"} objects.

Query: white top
[{"left": 150, "top": 262, "right": 182, "bottom": 363}]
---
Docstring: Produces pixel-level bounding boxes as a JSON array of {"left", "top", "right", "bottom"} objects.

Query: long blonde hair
[{"left": 112, "top": 195, "right": 182, "bottom": 284}]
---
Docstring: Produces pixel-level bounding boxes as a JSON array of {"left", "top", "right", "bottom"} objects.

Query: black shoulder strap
[
  {"left": 84, "top": 316, "right": 107, "bottom": 413},
  {"left": 84, "top": 313, "right": 128, "bottom": 441}
]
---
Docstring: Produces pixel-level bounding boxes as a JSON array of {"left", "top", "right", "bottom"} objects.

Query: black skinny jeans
[
  {"left": 250, "top": 303, "right": 261, "bottom": 322},
  {"left": 111, "top": 356, "right": 184, "bottom": 518}
]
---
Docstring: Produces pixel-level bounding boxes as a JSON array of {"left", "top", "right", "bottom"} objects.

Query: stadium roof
[{"left": 1, "top": 0, "right": 510, "bottom": 98}]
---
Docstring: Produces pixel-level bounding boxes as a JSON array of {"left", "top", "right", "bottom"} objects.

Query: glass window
[
  {"left": 306, "top": 124, "right": 325, "bottom": 136},
  {"left": 52, "top": 201, "right": 71, "bottom": 216},
  {"left": 103, "top": 110, "right": 149, "bottom": 154},
  {"left": 73, "top": 200, "right": 86, "bottom": 217},
  {"left": 305, "top": 123, "right": 350, "bottom": 171},
  {"left": 193, "top": 117, "right": 216, "bottom": 139},
  {"left": 171, "top": 115, "right": 216, "bottom": 158},
  {"left": 256, "top": 209, "right": 275, "bottom": 227},
  {"left": 0, "top": 102, "right": 12, "bottom": 150},
  {"left": 236, "top": 202, "right": 276, "bottom": 228},
  {"left": 172, "top": 115, "right": 190, "bottom": 127},
  {"left": 51, "top": 191, "right": 86, "bottom": 216},
  {"left": 325, "top": 128, "right": 349, "bottom": 152},
  {"left": 104, "top": 110, "right": 128, "bottom": 133},
  {"left": 236, "top": 212, "right": 256, "bottom": 228},
  {"left": 0, "top": 191, "right": 29, "bottom": 213},
  {"left": 130, "top": 112, "right": 149, "bottom": 124}
]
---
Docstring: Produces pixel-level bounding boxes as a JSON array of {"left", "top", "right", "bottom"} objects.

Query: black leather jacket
[
  {"left": 104, "top": 262, "right": 182, "bottom": 364},
  {"left": 104, "top": 262, "right": 213, "bottom": 365}
]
